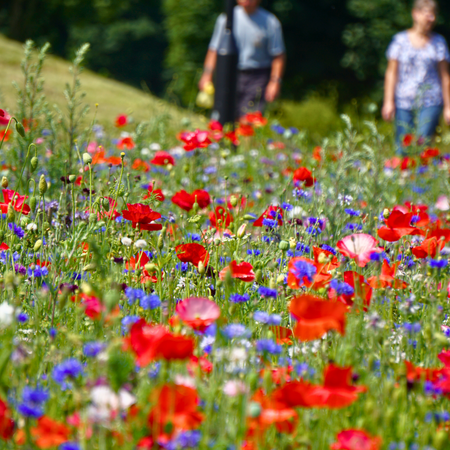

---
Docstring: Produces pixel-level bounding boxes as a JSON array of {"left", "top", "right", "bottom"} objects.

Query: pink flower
[
  {"left": 336, "top": 233, "right": 383, "bottom": 268},
  {"left": 175, "top": 297, "right": 221, "bottom": 332},
  {"left": 436, "top": 195, "right": 450, "bottom": 212}
]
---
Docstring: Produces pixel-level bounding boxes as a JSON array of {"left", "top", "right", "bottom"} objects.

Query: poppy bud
[
  {"left": 198, "top": 260, "right": 206, "bottom": 275},
  {"left": 192, "top": 202, "right": 199, "bottom": 213},
  {"left": 243, "top": 214, "right": 256, "bottom": 221},
  {"left": 278, "top": 240, "right": 289, "bottom": 251},
  {"left": 228, "top": 304, "right": 237, "bottom": 315},
  {"left": 276, "top": 274, "right": 285, "bottom": 284},
  {"left": 120, "top": 152, "right": 125, "bottom": 160},
  {"left": 247, "top": 402, "right": 262, "bottom": 419},
  {"left": 15, "top": 121, "right": 25, "bottom": 137},
  {"left": 82, "top": 153, "right": 92, "bottom": 165},
  {"left": 1, "top": 177, "right": 8, "bottom": 188},
  {"left": 29, "top": 196, "right": 37, "bottom": 212},
  {"left": 39, "top": 174, "right": 47, "bottom": 195},
  {"left": 34, "top": 239, "right": 42, "bottom": 252},
  {"left": 237, "top": 223, "right": 247, "bottom": 238},
  {"left": 30, "top": 157, "right": 38, "bottom": 172},
  {"left": 82, "top": 263, "right": 97, "bottom": 272},
  {"left": 163, "top": 422, "right": 174, "bottom": 435},
  {"left": 89, "top": 213, "right": 97, "bottom": 224},
  {"left": 269, "top": 278, "right": 276, "bottom": 289},
  {"left": 102, "top": 198, "right": 110, "bottom": 211},
  {"left": 145, "top": 263, "right": 158, "bottom": 273},
  {"left": 68, "top": 175, "right": 76, "bottom": 183},
  {"left": 214, "top": 238, "right": 221, "bottom": 246},
  {"left": 229, "top": 195, "right": 238, "bottom": 207},
  {"left": 6, "top": 203, "right": 15, "bottom": 223},
  {"left": 255, "top": 269, "right": 262, "bottom": 283},
  {"left": 382, "top": 208, "right": 390, "bottom": 219},
  {"left": 105, "top": 290, "right": 120, "bottom": 311}
]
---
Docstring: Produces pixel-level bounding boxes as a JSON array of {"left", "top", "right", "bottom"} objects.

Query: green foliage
[{"left": 108, "top": 347, "right": 136, "bottom": 392}]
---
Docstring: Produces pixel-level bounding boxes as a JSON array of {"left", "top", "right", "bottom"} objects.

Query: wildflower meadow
[{"left": 0, "top": 42, "right": 450, "bottom": 450}]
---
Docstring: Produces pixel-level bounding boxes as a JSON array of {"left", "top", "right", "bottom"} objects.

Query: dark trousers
[{"left": 236, "top": 68, "right": 271, "bottom": 118}]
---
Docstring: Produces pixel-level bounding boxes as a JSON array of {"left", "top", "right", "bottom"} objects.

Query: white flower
[
  {"left": 140, "top": 148, "right": 151, "bottom": 157},
  {"left": 0, "top": 303, "right": 15, "bottom": 328},
  {"left": 88, "top": 386, "right": 136, "bottom": 423},
  {"left": 175, "top": 375, "right": 196, "bottom": 388},
  {"left": 150, "top": 143, "right": 161, "bottom": 151},
  {"left": 134, "top": 239, "right": 147, "bottom": 249},
  {"left": 121, "top": 237, "right": 132, "bottom": 247},
  {"left": 26, "top": 223, "right": 38, "bottom": 231},
  {"left": 223, "top": 380, "right": 248, "bottom": 397}
]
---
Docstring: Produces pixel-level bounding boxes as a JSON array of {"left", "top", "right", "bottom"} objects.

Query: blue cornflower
[
  {"left": 49, "top": 328, "right": 57, "bottom": 338},
  {"left": 83, "top": 342, "right": 105, "bottom": 357},
  {"left": 410, "top": 215, "right": 420, "bottom": 224},
  {"left": 52, "top": 359, "right": 84, "bottom": 389},
  {"left": 262, "top": 236, "right": 272, "bottom": 243},
  {"left": 429, "top": 259, "right": 448, "bottom": 269},
  {"left": 187, "top": 233, "right": 201, "bottom": 242},
  {"left": 290, "top": 259, "right": 316, "bottom": 282},
  {"left": 403, "top": 322, "right": 421, "bottom": 334},
  {"left": 343, "top": 223, "right": 362, "bottom": 232},
  {"left": 60, "top": 443, "right": 81, "bottom": 450},
  {"left": 125, "top": 287, "right": 145, "bottom": 305},
  {"left": 121, "top": 315, "right": 140, "bottom": 334},
  {"left": 258, "top": 286, "right": 277, "bottom": 298},
  {"left": 370, "top": 251, "right": 390, "bottom": 263},
  {"left": 17, "top": 386, "right": 49, "bottom": 418},
  {"left": 148, "top": 362, "right": 161, "bottom": 379},
  {"left": 256, "top": 339, "right": 282, "bottom": 355},
  {"left": 330, "top": 279, "right": 354, "bottom": 296},
  {"left": 27, "top": 265, "right": 49, "bottom": 278},
  {"left": 140, "top": 294, "right": 161, "bottom": 310},
  {"left": 17, "top": 312, "right": 28, "bottom": 323},
  {"left": 344, "top": 208, "right": 361, "bottom": 217},
  {"left": 281, "top": 202, "right": 293, "bottom": 211},
  {"left": 271, "top": 124, "right": 285, "bottom": 135},
  {"left": 306, "top": 226, "right": 321, "bottom": 236},
  {"left": 297, "top": 243, "right": 310, "bottom": 253},
  {"left": 262, "top": 218, "right": 277, "bottom": 228},
  {"left": 161, "top": 430, "right": 202, "bottom": 450},
  {"left": 253, "top": 311, "right": 282, "bottom": 325},
  {"left": 176, "top": 262, "right": 188, "bottom": 271},
  {"left": 229, "top": 293, "right": 250, "bottom": 303},
  {"left": 8, "top": 223, "right": 25, "bottom": 239},
  {"left": 222, "top": 324, "right": 250, "bottom": 339},
  {"left": 247, "top": 249, "right": 261, "bottom": 256},
  {"left": 321, "top": 244, "right": 336, "bottom": 255}
]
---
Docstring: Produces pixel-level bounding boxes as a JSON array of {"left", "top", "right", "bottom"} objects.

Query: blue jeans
[{"left": 396, "top": 105, "right": 442, "bottom": 154}]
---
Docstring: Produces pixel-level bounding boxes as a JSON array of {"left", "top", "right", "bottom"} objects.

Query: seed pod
[
  {"left": 229, "top": 195, "right": 238, "bottom": 207},
  {"left": 102, "top": 198, "right": 110, "bottom": 212},
  {"left": 34, "top": 239, "right": 42, "bottom": 252},
  {"left": 15, "top": 121, "right": 25, "bottom": 137},
  {"left": 145, "top": 262, "right": 158, "bottom": 273},
  {"left": 198, "top": 260, "right": 205, "bottom": 275},
  {"left": 1, "top": 177, "right": 8, "bottom": 188},
  {"left": 30, "top": 157, "right": 38, "bottom": 173},
  {"left": 68, "top": 175, "right": 76, "bottom": 183},
  {"left": 29, "top": 196, "right": 37, "bottom": 212},
  {"left": 192, "top": 202, "right": 199, "bottom": 213},
  {"left": 82, "top": 153, "right": 92, "bottom": 165},
  {"left": 278, "top": 240, "right": 289, "bottom": 251},
  {"left": 39, "top": 175, "right": 47, "bottom": 195}
]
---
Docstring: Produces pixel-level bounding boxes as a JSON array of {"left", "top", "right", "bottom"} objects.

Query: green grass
[{"left": 0, "top": 34, "right": 203, "bottom": 130}]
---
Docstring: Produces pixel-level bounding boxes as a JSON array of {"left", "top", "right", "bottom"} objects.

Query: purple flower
[
  {"left": 330, "top": 279, "right": 354, "bottom": 296},
  {"left": 256, "top": 339, "right": 282, "bottom": 355},
  {"left": 222, "top": 324, "right": 250, "bottom": 339},
  {"left": 140, "top": 294, "right": 161, "bottom": 310},
  {"left": 230, "top": 293, "right": 250, "bottom": 303},
  {"left": 8, "top": 223, "right": 24, "bottom": 239},
  {"left": 290, "top": 259, "right": 317, "bottom": 283},
  {"left": 52, "top": 358, "right": 84, "bottom": 389},
  {"left": 258, "top": 286, "right": 277, "bottom": 298},
  {"left": 17, "top": 386, "right": 49, "bottom": 418},
  {"left": 83, "top": 342, "right": 105, "bottom": 357}
]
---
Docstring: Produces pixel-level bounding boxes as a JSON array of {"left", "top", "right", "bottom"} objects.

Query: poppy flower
[
  {"left": 331, "top": 429, "right": 382, "bottom": 450},
  {"left": 438, "top": 350, "right": 450, "bottom": 368},
  {"left": 225, "top": 131, "right": 240, "bottom": 145},
  {"left": 242, "top": 111, "right": 268, "bottom": 127},
  {"left": 150, "top": 151, "right": 175, "bottom": 166},
  {"left": 31, "top": 416, "right": 70, "bottom": 448},
  {"left": 136, "top": 437, "right": 154, "bottom": 449},
  {"left": 115, "top": 114, "right": 128, "bottom": 127},
  {"left": 0, "top": 398, "right": 14, "bottom": 440},
  {"left": 367, "top": 260, "right": 408, "bottom": 289},
  {"left": 404, "top": 361, "right": 443, "bottom": 384},
  {"left": 126, "top": 252, "right": 161, "bottom": 284},
  {"left": 236, "top": 124, "right": 255, "bottom": 137},
  {"left": 253, "top": 206, "right": 283, "bottom": 227},
  {"left": 0, "top": 110, "right": 10, "bottom": 126},
  {"left": 269, "top": 325, "right": 293, "bottom": 345},
  {"left": 131, "top": 159, "right": 150, "bottom": 172},
  {"left": 143, "top": 184, "right": 165, "bottom": 202},
  {"left": 175, "top": 243, "right": 210, "bottom": 267},
  {"left": 209, "top": 206, "right": 233, "bottom": 230},
  {"left": 311, "top": 364, "right": 367, "bottom": 409},
  {"left": 293, "top": 167, "right": 315, "bottom": 187},
  {"left": 420, "top": 147, "right": 439, "bottom": 165},
  {"left": 98, "top": 197, "right": 120, "bottom": 220},
  {"left": 208, "top": 120, "right": 223, "bottom": 131},
  {"left": 0, "top": 130, "right": 12, "bottom": 142},
  {"left": 171, "top": 189, "right": 211, "bottom": 212},
  {"left": 148, "top": 384, "right": 203, "bottom": 436},
  {"left": 377, "top": 210, "right": 424, "bottom": 242},
  {"left": 80, "top": 294, "right": 104, "bottom": 320},
  {"left": 219, "top": 260, "right": 255, "bottom": 282},
  {"left": 176, "top": 297, "right": 221, "bottom": 332},
  {"left": 329, "top": 271, "right": 373, "bottom": 309},
  {"left": 0, "top": 189, "right": 30, "bottom": 215},
  {"left": 403, "top": 133, "right": 414, "bottom": 147},
  {"left": 179, "top": 129, "right": 211, "bottom": 151},
  {"left": 411, "top": 236, "right": 444, "bottom": 259},
  {"left": 117, "top": 136, "right": 135, "bottom": 150},
  {"left": 187, "top": 355, "right": 213, "bottom": 375},
  {"left": 289, "top": 294, "right": 347, "bottom": 341},
  {"left": 122, "top": 203, "right": 162, "bottom": 231},
  {"left": 126, "top": 319, "right": 194, "bottom": 365},
  {"left": 337, "top": 233, "right": 383, "bottom": 267},
  {"left": 0, "top": 243, "right": 8, "bottom": 251},
  {"left": 270, "top": 380, "right": 321, "bottom": 408},
  {"left": 312, "top": 146, "right": 322, "bottom": 162}
]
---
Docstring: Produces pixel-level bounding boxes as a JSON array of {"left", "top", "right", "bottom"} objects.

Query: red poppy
[
  {"left": 80, "top": 294, "right": 104, "bottom": 320},
  {"left": 329, "top": 271, "right": 373, "bottom": 309},
  {"left": 400, "top": 157, "right": 417, "bottom": 170},
  {"left": 377, "top": 210, "right": 424, "bottom": 242},
  {"left": 0, "top": 243, "right": 9, "bottom": 251},
  {"left": 420, "top": 147, "right": 440, "bottom": 165},
  {"left": 411, "top": 236, "right": 444, "bottom": 259},
  {"left": 331, "top": 429, "right": 382, "bottom": 450},
  {"left": 293, "top": 167, "right": 315, "bottom": 187},
  {"left": 312, "top": 146, "right": 322, "bottom": 162},
  {"left": 136, "top": 437, "right": 154, "bottom": 449},
  {"left": 289, "top": 294, "right": 347, "bottom": 341},
  {"left": 171, "top": 189, "right": 211, "bottom": 212},
  {"left": 0, "top": 398, "right": 14, "bottom": 440},
  {"left": 150, "top": 151, "right": 175, "bottom": 166},
  {"left": 188, "top": 355, "right": 213, "bottom": 374},
  {"left": 270, "top": 380, "right": 320, "bottom": 408},
  {"left": 117, "top": 136, "right": 135, "bottom": 150},
  {"left": 209, "top": 120, "right": 223, "bottom": 131},
  {"left": 147, "top": 384, "right": 203, "bottom": 436},
  {"left": 225, "top": 131, "right": 240, "bottom": 145},
  {"left": 367, "top": 260, "right": 408, "bottom": 289},
  {"left": 438, "top": 350, "right": 450, "bottom": 368},
  {"left": 98, "top": 197, "right": 120, "bottom": 220},
  {"left": 175, "top": 243, "right": 210, "bottom": 267},
  {"left": 132, "top": 159, "right": 150, "bottom": 172},
  {"left": 126, "top": 319, "right": 194, "bottom": 366},
  {"left": 0, "top": 130, "right": 11, "bottom": 142},
  {"left": 253, "top": 206, "right": 283, "bottom": 227},
  {"left": 269, "top": 325, "right": 293, "bottom": 345},
  {"left": 311, "top": 364, "right": 367, "bottom": 409},
  {"left": 122, "top": 203, "right": 162, "bottom": 231},
  {"left": 219, "top": 260, "right": 255, "bottom": 282},
  {"left": 404, "top": 361, "right": 443, "bottom": 383},
  {"left": 0, "top": 110, "right": 10, "bottom": 126},
  {"left": 143, "top": 184, "right": 165, "bottom": 202},
  {"left": 126, "top": 252, "right": 161, "bottom": 284},
  {"left": 0, "top": 189, "right": 30, "bottom": 215},
  {"left": 209, "top": 206, "right": 233, "bottom": 229},
  {"left": 242, "top": 111, "right": 268, "bottom": 127},
  {"left": 236, "top": 124, "right": 255, "bottom": 136},
  {"left": 179, "top": 129, "right": 211, "bottom": 151},
  {"left": 176, "top": 297, "right": 221, "bottom": 332},
  {"left": 115, "top": 114, "right": 128, "bottom": 127},
  {"left": 31, "top": 416, "right": 70, "bottom": 449},
  {"left": 403, "top": 133, "right": 414, "bottom": 147}
]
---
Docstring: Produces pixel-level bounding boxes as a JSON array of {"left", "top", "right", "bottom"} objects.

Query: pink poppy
[
  {"left": 336, "top": 234, "right": 383, "bottom": 268},
  {"left": 175, "top": 297, "right": 221, "bottom": 332}
]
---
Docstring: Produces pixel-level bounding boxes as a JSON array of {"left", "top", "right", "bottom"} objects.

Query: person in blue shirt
[
  {"left": 199, "top": 0, "right": 286, "bottom": 119},
  {"left": 382, "top": 0, "right": 450, "bottom": 152}
]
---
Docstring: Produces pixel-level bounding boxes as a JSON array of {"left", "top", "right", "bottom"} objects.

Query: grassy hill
[{"left": 0, "top": 34, "right": 202, "bottom": 130}]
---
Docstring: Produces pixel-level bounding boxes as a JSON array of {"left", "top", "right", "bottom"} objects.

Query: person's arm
[
  {"left": 198, "top": 49, "right": 218, "bottom": 91},
  {"left": 382, "top": 59, "right": 398, "bottom": 122},
  {"left": 265, "top": 53, "right": 286, "bottom": 103},
  {"left": 438, "top": 60, "right": 450, "bottom": 125}
]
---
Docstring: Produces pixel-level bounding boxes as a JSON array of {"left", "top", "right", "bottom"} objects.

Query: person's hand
[
  {"left": 382, "top": 101, "right": 396, "bottom": 122},
  {"left": 265, "top": 80, "right": 281, "bottom": 103},
  {"left": 444, "top": 106, "right": 450, "bottom": 126},
  {"left": 198, "top": 73, "right": 213, "bottom": 92}
]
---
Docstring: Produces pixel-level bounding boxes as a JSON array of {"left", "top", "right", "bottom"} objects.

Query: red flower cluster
[
  {"left": 0, "top": 189, "right": 30, "bottom": 215},
  {"left": 179, "top": 129, "right": 211, "bottom": 151},
  {"left": 209, "top": 206, "right": 233, "bottom": 230}
]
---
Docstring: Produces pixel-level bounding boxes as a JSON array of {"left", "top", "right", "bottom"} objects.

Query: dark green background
[{"left": 1, "top": 0, "right": 450, "bottom": 107}]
